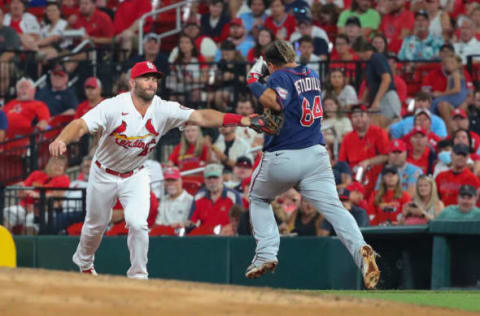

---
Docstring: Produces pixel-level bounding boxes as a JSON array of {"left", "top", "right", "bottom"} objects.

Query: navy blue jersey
[{"left": 263, "top": 66, "right": 325, "bottom": 152}]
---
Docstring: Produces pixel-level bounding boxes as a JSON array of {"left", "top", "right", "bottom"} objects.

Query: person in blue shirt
[
  {"left": 0, "top": 109, "right": 7, "bottom": 142},
  {"left": 244, "top": 40, "right": 380, "bottom": 289},
  {"left": 390, "top": 91, "right": 447, "bottom": 139},
  {"left": 240, "top": 0, "right": 268, "bottom": 38}
]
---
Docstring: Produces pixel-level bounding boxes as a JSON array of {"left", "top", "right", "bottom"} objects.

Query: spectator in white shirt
[
  {"left": 212, "top": 126, "right": 252, "bottom": 172},
  {"left": 154, "top": 167, "right": 194, "bottom": 227},
  {"left": 453, "top": 18, "right": 480, "bottom": 65},
  {"left": 3, "top": 0, "right": 41, "bottom": 50},
  {"left": 234, "top": 95, "right": 263, "bottom": 146},
  {"left": 296, "top": 35, "right": 323, "bottom": 73}
]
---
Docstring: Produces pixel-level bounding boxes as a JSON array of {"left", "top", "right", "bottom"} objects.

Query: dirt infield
[{"left": 0, "top": 268, "right": 471, "bottom": 316}]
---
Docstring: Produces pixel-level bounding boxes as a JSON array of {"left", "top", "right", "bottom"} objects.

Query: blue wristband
[{"left": 248, "top": 82, "right": 267, "bottom": 99}]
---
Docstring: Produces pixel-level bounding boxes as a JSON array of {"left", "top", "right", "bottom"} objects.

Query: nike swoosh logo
[
  {"left": 275, "top": 153, "right": 283, "bottom": 156},
  {"left": 121, "top": 112, "right": 129, "bottom": 116}
]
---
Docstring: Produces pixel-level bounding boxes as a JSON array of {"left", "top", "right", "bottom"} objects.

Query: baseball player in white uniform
[{"left": 49, "top": 61, "right": 251, "bottom": 279}]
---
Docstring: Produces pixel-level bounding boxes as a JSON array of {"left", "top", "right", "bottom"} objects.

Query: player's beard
[{"left": 135, "top": 85, "right": 156, "bottom": 102}]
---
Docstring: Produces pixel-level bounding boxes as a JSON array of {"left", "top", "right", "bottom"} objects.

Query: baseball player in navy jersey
[
  {"left": 245, "top": 41, "right": 380, "bottom": 289},
  {"left": 49, "top": 61, "right": 252, "bottom": 279}
]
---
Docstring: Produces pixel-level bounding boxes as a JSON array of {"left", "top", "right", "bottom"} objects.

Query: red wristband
[{"left": 223, "top": 113, "right": 243, "bottom": 126}]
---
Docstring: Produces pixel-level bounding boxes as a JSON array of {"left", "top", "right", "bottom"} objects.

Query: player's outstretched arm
[
  {"left": 49, "top": 119, "right": 90, "bottom": 156},
  {"left": 188, "top": 109, "right": 250, "bottom": 128}
]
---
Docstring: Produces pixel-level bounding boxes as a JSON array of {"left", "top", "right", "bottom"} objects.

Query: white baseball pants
[{"left": 72, "top": 162, "right": 151, "bottom": 279}]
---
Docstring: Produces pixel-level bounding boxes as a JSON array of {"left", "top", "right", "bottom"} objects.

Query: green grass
[{"left": 309, "top": 290, "right": 480, "bottom": 312}]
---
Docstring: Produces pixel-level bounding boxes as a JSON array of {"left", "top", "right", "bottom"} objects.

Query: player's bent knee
[{"left": 126, "top": 221, "right": 148, "bottom": 232}]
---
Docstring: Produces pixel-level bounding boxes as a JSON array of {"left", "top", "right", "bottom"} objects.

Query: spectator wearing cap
[
  {"left": 375, "top": 140, "right": 423, "bottom": 198},
  {"left": 209, "top": 40, "right": 247, "bottom": 111},
  {"left": 3, "top": 0, "right": 41, "bottom": 50},
  {"left": 453, "top": 18, "right": 480, "bottom": 65},
  {"left": 435, "top": 143, "right": 480, "bottom": 206},
  {"left": 398, "top": 10, "right": 444, "bottom": 61},
  {"left": 319, "top": 188, "right": 369, "bottom": 236},
  {"left": 406, "top": 126, "right": 437, "bottom": 175},
  {"left": 189, "top": 163, "right": 242, "bottom": 230},
  {"left": 400, "top": 174, "right": 444, "bottom": 225},
  {"left": 225, "top": 156, "right": 254, "bottom": 192},
  {"left": 153, "top": 167, "right": 194, "bottom": 227},
  {"left": 450, "top": 109, "right": 480, "bottom": 154},
  {"left": 113, "top": 0, "right": 152, "bottom": 59},
  {"left": 435, "top": 185, "right": 480, "bottom": 220},
  {"left": 225, "top": 18, "right": 255, "bottom": 58},
  {"left": 124, "top": 33, "right": 169, "bottom": 80},
  {"left": 35, "top": 64, "right": 79, "bottom": 116},
  {"left": 168, "top": 21, "right": 217, "bottom": 63},
  {"left": 0, "top": 109, "right": 7, "bottom": 142},
  {"left": 401, "top": 108, "right": 442, "bottom": 149},
  {"left": 239, "top": 0, "right": 268, "bottom": 39},
  {"left": 3, "top": 77, "right": 50, "bottom": 139},
  {"left": 378, "top": 0, "right": 415, "bottom": 53},
  {"left": 295, "top": 35, "right": 325, "bottom": 73},
  {"left": 367, "top": 164, "right": 412, "bottom": 226},
  {"left": 390, "top": 92, "right": 448, "bottom": 139},
  {"left": 355, "top": 41, "right": 402, "bottom": 128},
  {"left": 30, "top": 1, "right": 68, "bottom": 62},
  {"left": 201, "top": 0, "right": 231, "bottom": 43},
  {"left": 74, "top": 77, "right": 104, "bottom": 119},
  {"left": 264, "top": 0, "right": 297, "bottom": 41},
  {"left": 290, "top": 7, "right": 329, "bottom": 57},
  {"left": 337, "top": 0, "right": 380, "bottom": 38},
  {"left": 385, "top": 53, "right": 407, "bottom": 106},
  {"left": 212, "top": 124, "right": 252, "bottom": 172},
  {"left": 343, "top": 16, "right": 368, "bottom": 51},
  {"left": 347, "top": 181, "right": 369, "bottom": 211},
  {"left": 338, "top": 104, "right": 389, "bottom": 198},
  {"left": 70, "top": 0, "right": 114, "bottom": 46}
]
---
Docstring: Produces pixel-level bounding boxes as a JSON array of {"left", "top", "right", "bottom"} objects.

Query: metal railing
[{"left": 1, "top": 186, "right": 86, "bottom": 235}]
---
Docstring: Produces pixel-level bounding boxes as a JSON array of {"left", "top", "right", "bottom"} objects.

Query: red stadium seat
[
  {"left": 182, "top": 178, "right": 203, "bottom": 195},
  {"left": 187, "top": 225, "right": 216, "bottom": 236},
  {"left": 149, "top": 225, "right": 176, "bottom": 236}
]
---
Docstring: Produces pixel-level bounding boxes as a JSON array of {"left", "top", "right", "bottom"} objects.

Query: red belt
[{"left": 95, "top": 160, "right": 143, "bottom": 178}]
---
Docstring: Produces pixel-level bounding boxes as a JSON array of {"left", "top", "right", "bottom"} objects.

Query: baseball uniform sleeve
[
  {"left": 165, "top": 101, "right": 195, "bottom": 130},
  {"left": 267, "top": 72, "right": 292, "bottom": 108},
  {"left": 81, "top": 99, "right": 112, "bottom": 133},
  {"left": 0, "top": 110, "right": 8, "bottom": 131}
]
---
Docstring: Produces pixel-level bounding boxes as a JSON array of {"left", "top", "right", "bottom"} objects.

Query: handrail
[{"left": 138, "top": 0, "right": 192, "bottom": 55}]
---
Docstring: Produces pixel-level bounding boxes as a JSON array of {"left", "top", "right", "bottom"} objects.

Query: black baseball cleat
[{"left": 245, "top": 261, "right": 278, "bottom": 279}]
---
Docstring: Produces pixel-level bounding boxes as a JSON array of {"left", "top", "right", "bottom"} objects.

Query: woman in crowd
[
  {"left": 247, "top": 27, "right": 275, "bottom": 63},
  {"left": 400, "top": 175, "right": 444, "bottom": 225},
  {"left": 322, "top": 95, "right": 353, "bottom": 145},
  {"left": 288, "top": 197, "right": 323, "bottom": 236},
  {"left": 168, "top": 125, "right": 211, "bottom": 171},
  {"left": 371, "top": 33, "right": 389, "bottom": 56},
  {"left": 367, "top": 165, "right": 411, "bottom": 226},
  {"left": 323, "top": 69, "right": 358, "bottom": 109},
  {"left": 167, "top": 34, "right": 208, "bottom": 105}
]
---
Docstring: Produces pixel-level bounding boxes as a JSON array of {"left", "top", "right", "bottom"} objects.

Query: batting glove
[{"left": 247, "top": 56, "right": 268, "bottom": 84}]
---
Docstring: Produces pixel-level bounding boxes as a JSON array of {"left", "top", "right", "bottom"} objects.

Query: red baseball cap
[
  {"left": 411, "top": 126, "right": 427, "bottom": 136},
  {"left": 130, "top": 61, "right": 163, "bottom": 79},
  {"left": 389, "top": 139, "right": 407, "bottom": 153},
  {"left": 84, "top": 77, "right": 101, "bottom": 88},
  {"left": 52, "top": 64, "right": 67, "bottom": 77},
  {"left": 451, "top": 108, "right": 467, "bottom": 119},
  {"left": 230, "top": 18, "right": 243, "bottom": 26},
  {"left": 350, "top": 104, "right": 368, "bottom": 113},
  {"left": 346, "top": 182, "right": 365, "bottom": 195},
  {"left": 163, "top": 167, "right": 181, "bottom": 180}
]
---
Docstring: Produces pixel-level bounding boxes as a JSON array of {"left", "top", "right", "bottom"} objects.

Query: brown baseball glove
[{"left": 249, "top": 108, "right": 284, "bottom": 135}]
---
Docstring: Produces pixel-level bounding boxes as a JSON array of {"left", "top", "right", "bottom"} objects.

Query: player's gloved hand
[
  {"left": 249, "top": 109, "right": 284, "bottom": 135},
  {"left": 247, "top": 56, "right": 269, "bottom": 84}
]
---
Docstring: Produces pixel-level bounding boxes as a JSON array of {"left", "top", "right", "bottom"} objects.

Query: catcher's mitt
[{"left": 249, "top": 108, "right": 284, "bottom": 135}]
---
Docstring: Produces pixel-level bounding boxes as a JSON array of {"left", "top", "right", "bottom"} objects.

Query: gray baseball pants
[{"left": 249, "top": 144, "right": 367, "bottom": 269}]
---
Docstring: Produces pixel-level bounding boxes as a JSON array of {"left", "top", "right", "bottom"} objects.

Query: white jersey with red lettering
[{"left": 82, "top": 92, "right": 194, "bottom": 173}]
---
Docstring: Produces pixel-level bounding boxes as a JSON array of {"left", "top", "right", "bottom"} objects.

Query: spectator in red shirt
[
  {"left": 329, "top": 34, "right": 359, "bottom": 81},
  {"left": 3, "top": 77, "right": 50, "bottom": 139},
  {"left": 338, "top": 104, "right": 389, "bottom": 198},
  {"left": 378, "top": 0, "right": 415, "bottom": 53},
  {"left": 3, "top": 155, "right": 70, "bottom": 234},
  {"left": 347, "top": 181, "right": 369, "bottom": 212},
  {"left": 367, "top": 164, "right": 411, "bottom": 226},
  {"left": 71, "top": 0, "right": 114, "bottom": 46},
  {"left": 406, "top": 126, "right": 437, "bottom": 174},
  {"left": 264, "top": 0, "right": 297, "bottom": 41},
  {"left": 189, "top": 163, "right": 242, "bottom": 231},
  {"left": 74, "top": 77, "right": 103, "bottom": 119},
  {"left": 167, "top": 125, "right": 211, "bottom": 172},
  {"left": 450, "top": 109, "right": 480, "bottom": 153},
  {"left": 435, "top": 143, "right": 480, "bottom": 206},
  {"left": 113, "top": 0, "right": 152, "bottom": 59}
]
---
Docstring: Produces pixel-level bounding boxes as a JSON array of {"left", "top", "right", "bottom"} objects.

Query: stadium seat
[
  {"left": 149, "top": 225, "right": 176, "bottom": 236},
  {"left": 187, "top": 224, "right": 216, "bottom": 236},
  {"left": 182, "top": 178, "right": 203, "bottom": 195}
]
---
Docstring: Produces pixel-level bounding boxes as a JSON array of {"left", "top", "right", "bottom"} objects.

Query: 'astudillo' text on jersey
[{"left": 263, "top": 66, "right": 325, "bottom": 152}]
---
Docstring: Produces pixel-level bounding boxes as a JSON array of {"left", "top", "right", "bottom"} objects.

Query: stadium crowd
[{"left": 2, "top": 0, "right": 480, "bottom": 236}]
